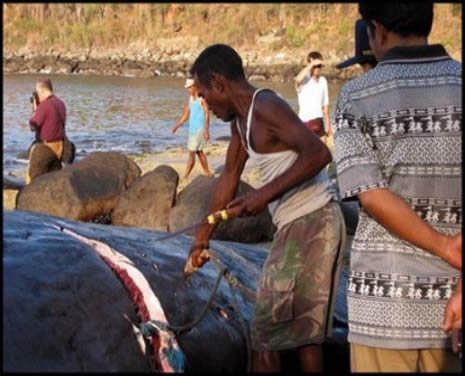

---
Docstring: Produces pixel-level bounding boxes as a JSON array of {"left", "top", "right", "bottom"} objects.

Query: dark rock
[
  {"left": 215, "top": 136, "right": 231, "bottom": 142},
  {"left": 4, "top": 210, "right": 268, "bottom": 372},
  {"left": 3, "top": 56, "right": 25, "bottom": 73},
  {"left": 169, "top": 175, "right": 275, "bottom": 243},
  {"left": 54, "top": 61, "right": 73, "bottom": 74},
  {"left": 16, "top": 152, "right": 141, "bottom": 222},
  {"left": 112, "top": 165, "right": 179, "bottom": 231},
  {"left": 25, "top": 59, "right": 45, "bottom": 72},
  {"left": 123, "top": 60, "right": 144, "bottom": 70}
]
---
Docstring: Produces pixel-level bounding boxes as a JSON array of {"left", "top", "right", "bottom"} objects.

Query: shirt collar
[{"left": 378, "top": 44, "right": 451, "bottom": 66}]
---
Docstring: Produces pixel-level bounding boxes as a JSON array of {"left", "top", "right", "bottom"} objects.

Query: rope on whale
[
  {"left": 140, "top": 250, "right": 256, "bottom": 373},
  {"left": 52, "top": 223, "right": 256, "bottom": 373}
]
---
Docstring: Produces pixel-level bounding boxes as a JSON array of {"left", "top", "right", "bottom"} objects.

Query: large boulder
[
  {"left": 112, "top": 165, "right": 179, "bottom": 231},
  {"left": 16, "top": 152, "right": 141, "bottom": 221},
  {"left": 169, "top": 175, "right": 275, "bottom": 243},
  {"left": 3, "top": 210, "right": 268, "bottom": 372}
]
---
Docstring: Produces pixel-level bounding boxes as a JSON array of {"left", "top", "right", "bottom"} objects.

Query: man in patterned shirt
[{"left": 333, "top": 2, "right": 462, "bottom": 372}]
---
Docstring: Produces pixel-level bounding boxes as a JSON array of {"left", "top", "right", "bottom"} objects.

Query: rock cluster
[
  {"left": 14, "top": 151, "right": 276, "bottom": 242},
  {"left": 3, "top": 42, "right": 360, "bottom": 82}
]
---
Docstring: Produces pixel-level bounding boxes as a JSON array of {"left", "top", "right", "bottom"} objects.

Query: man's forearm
[
  {"left": 255, "top": 146, "right": 331, "bottom": 205},
  {"left": 295, "top": 65, "right": 310, "bottom": 86},
  {"left": 177, "top": 115, "right": 187, "bottom": 126},
  {"left": 205, "top": 114, "right": 210, "bottom": 131},
  {"left": 359, "top": 188, "right": 460, "bottom": 267}
]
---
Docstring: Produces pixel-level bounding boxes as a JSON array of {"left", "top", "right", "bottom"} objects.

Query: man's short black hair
[
  {"left": 359, "top": 1, "right": 433, "bottom": 38},
  {"left": 190, "top": 44, "right": 246, "bottom": 88},
  {"left": 307, "top": 51, "right": 323, "bottom": 62}
]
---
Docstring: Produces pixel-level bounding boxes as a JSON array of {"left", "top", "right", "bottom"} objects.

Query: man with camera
[
  {"left": 295, "top": 51, "right": 332, "bottom": 143},
  {"left": 27, "top": 79, "right": 68, "bottom": 184}
]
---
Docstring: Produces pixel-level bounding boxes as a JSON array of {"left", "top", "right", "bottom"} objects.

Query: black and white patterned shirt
[{"left": 333, "top": 44, "right": 462, "bottom": 349}]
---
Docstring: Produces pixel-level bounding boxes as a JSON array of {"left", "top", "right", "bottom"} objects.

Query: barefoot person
[
  {"left": 172, "top": 78, "right": 211, "bottom": 181},
  {"left": 185, "top": 44, "right": 345, "bottom": 372}
]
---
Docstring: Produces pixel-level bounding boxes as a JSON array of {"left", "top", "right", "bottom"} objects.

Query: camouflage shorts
[{"left": 251, "top": 201, "right": 346, "bottom": 351}]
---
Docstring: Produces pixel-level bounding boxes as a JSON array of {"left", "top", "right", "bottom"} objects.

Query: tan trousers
[
  {"left": 26, "top": 140, "right": 64, "bottom": 184},
  {"left": 351, "top": 343, "right": 462, "bottom": 373}
]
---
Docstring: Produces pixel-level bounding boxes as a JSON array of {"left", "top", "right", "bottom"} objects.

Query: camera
[{"left": 30, "top": 91, "right": 40, "bottom": 105}]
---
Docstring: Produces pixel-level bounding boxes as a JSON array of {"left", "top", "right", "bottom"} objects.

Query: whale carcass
[{"left": 3, "top": 210, "right": 268, "bottom": 372}]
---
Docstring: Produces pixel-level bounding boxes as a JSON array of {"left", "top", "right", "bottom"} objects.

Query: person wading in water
[{"left": 172, "top": 78, "right": 212, "bottom": 181}]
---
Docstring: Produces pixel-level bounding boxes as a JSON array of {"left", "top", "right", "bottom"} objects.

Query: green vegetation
[{"left": 3, "top": 3, "right": 462, "bottom": 61}]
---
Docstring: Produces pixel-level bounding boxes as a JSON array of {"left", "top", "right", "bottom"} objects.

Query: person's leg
[
  {"left": 197, "top": 151, "right": 212, "bottom": 176},
  {"left": 27, "top": 143, "right": 58, "bottom": 184},
  {"left": 298, "top": 344, "right": 322, "bottom": 372},
  {"left": 183, "top": 151, "right": 196, "bottom": 180},
  {"left": 252, "top": 350, "right": 280, "bottom": 372},
  {"left": 252, "top": 202, "right": 344, "bottom": 373},
  {"left": 350, "top": 343, "right": 419, "bottom": 372},
  {"left": 419, "top": 348, "right": 462, "bottom": 373}
]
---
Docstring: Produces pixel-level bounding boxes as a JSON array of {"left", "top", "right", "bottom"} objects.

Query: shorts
[
  {"left": 187, "top": 130, "right": 205, "bottom": 152},
  {"left": 251, "top": 201, "right": 346, "bottom": 351}
]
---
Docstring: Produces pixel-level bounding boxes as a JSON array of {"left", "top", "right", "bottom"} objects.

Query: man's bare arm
[
  {"left": 295, "top": 59, "right": 322, "bottom": 88},
  {"left": 189, "top": 123, "right": 249, "bottom": 266},
  {"left": 359, "top": 188, "right": 462, "bottom": 269},
  {"left": 172, "top": 103, "right": 190, "bottom": 133},
  {"left": 201, "top": 98, "right": 210, "bottom": 141},
  {"left": 228, "top": 93, "right": 331, "bottom": 215},
  {"left": 295, "top": 64, "right": 312, "bottom": 89}
]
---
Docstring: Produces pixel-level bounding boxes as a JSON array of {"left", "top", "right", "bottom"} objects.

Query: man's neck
[
  {"left": 381, "top": 35, "right": 428, "bottom": 58},
  {"left": 230, "top": 80, "right": 257, "bottom": 122}
]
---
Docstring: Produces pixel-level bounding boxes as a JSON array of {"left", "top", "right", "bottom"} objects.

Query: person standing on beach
[
  {"left": 185, "top": 44, "right": 346, "bottom": 372},
  {"left": 172, "top": 78, "right": 211, "bottom": 181},
  {"left": 27, "top": 79, "right": 66, "bottom": 184},
  {"left": 333, "top": 2, "right": 462, "bottom": 372},
  {"left": 295, "top": 51, "right": 332, "bottom": 143}
]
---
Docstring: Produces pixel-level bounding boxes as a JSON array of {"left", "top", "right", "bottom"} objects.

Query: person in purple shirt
[{"left": 27, "top": 79, "right": 67, "bottom": 183}]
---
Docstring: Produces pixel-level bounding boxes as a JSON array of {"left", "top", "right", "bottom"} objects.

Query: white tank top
[{"left": 236, "top": 88, "right": 331, "bottom": 230}]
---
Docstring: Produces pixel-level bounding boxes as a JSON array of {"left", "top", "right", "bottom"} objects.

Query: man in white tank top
[{"left": 184, "top": 44, "right": 346, "bottom": 372}]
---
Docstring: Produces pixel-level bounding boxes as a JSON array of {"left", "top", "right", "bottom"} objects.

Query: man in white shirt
[{"left": 295, "top": 51, "right": 332, "bottom": 141}]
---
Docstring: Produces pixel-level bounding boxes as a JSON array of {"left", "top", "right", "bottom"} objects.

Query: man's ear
[
  {"left": 373, "top": 20, "right": 388, "bottom": 46},
  {"left": 211, "top": 74, "right": 225, "bottom": 94}
]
